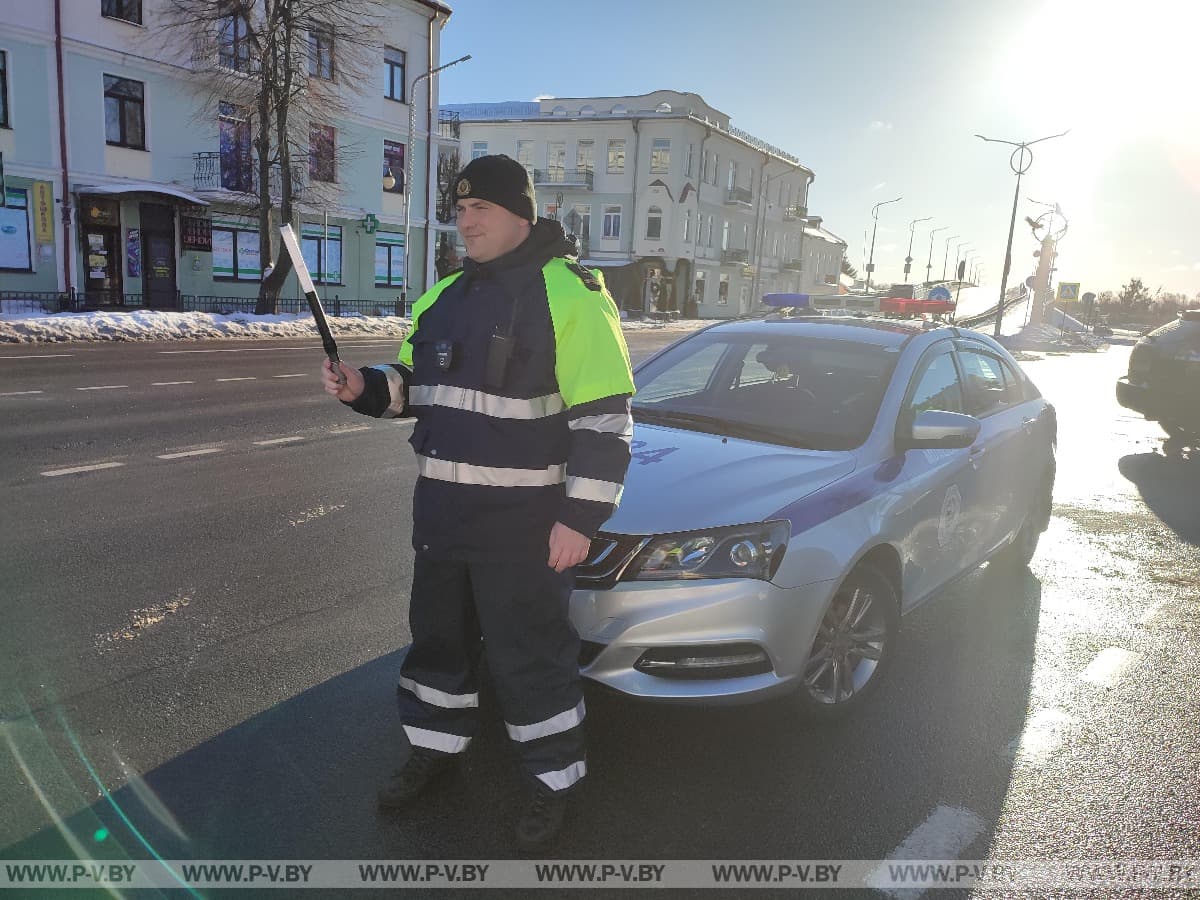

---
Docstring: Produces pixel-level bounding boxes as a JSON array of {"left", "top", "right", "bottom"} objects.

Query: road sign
[
  {"left": 928, "top": 286, "right": 953, "bottom": 301},
  {"left": 1057, "top": 282, "right": 1081, "bottom": 301}
]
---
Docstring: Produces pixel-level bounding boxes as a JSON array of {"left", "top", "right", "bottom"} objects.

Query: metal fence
[{"left": 1, "top": 291, "right": 412, "bottom": 318}]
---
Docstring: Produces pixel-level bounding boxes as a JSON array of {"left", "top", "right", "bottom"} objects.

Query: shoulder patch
[{"left": 565, "top": 260, "right": 603, "bottom": 292}]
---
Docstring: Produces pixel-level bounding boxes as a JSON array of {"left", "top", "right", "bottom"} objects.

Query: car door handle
[
  {"left": 969, "top": 445, "right": 986, "bottom": 468},
  {"left": 1021, "top": 417, "right": 1036, "bottom": 434}
]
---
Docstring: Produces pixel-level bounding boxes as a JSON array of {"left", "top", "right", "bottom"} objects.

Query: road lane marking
[
  {"left": 867, "top": 805, "right": 986, "bottom": 898},
  {"left": 1004, "top": 707, "right": 1078, "bottom": 765},
  {"left": 160, "top": 347, "right": 320, "bottom": 354},
  {"left": 42, "top": 462, "right": 125, "bottom": 477},
  {"left": 272, "top": 373, "right": 308, "bottom": 378},
  {"left": 216, "top": 377, "right": 256, "bottom": 382},
  {"left": 157, "top": 448, "right": 224, "bottom": 460},
  {"left": 152, "top": 381, "right": 195, "bottom": 386},
  {"left": 1079, "top": 647, "right": 1139, "bottom": 686},
  {"left": 0, "top": 354, "right": 74, "bottom": 359},
  {"left": 254, "top": 436, "right": 305, "bottom": 446},
  {"left": 329, "top": 425, "right": 372, "bottom": 435},
  {"left": 76, "top": 385, "right": 128, "bottom": 391},
  {"left": 0, "top": 390, "right": 44, "bottom": 396}
]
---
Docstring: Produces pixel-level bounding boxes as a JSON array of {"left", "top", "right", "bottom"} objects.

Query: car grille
[{"left": 574, "top": 533, "right": 649, "bottom": 590}]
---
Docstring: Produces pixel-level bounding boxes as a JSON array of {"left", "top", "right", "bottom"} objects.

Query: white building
[{"left": 441, "top": 90, "right": 846, "bottom": 318}]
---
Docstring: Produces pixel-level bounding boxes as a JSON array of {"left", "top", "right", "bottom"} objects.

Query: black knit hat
[{"left": 454, "top": 154, "right": 537, "bottom": 224}]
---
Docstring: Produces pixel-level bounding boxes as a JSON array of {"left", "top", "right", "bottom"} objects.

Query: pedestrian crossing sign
[{"left": 1057, "top": 282, "right": 1081, "bottom": 301}]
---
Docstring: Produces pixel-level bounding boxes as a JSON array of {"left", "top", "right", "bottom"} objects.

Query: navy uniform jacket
[{"left": 347, "top": 219, "right": 635, "bottom": 561}]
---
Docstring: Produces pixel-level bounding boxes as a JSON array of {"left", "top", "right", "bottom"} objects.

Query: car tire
[
  {"left": 993, "top": 468, "right": 1054, "bottom": 570},
  {"left": 795, "top": 562, "right": 899, "bottom": 719}
]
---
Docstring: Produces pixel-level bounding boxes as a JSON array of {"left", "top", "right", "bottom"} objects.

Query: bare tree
[{"left": 158, "top": 0, "right": 384, "bottom": 312}]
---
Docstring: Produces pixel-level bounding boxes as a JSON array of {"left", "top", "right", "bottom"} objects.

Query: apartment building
[
  {"left": 442, "top": 90, "right": 846, "bottom": 318},
  {"left": 0, "top": 0, "right": 451, "bottom": 309}
]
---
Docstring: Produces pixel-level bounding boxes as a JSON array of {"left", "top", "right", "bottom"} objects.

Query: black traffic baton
[{"left": 279, "top": 223, "right": 345, "bottom": 386}]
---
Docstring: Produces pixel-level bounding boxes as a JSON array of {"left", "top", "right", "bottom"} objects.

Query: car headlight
[{"left": 624, "top": 521, "right": 790, "bottom": 582}]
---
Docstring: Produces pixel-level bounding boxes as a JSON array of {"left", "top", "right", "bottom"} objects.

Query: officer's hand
[
  {"left": 321, "top": 359, "right": 364, "bottom": 402},
  {"left": 548, "top": 522, "right": 590, "bottom": 573}
]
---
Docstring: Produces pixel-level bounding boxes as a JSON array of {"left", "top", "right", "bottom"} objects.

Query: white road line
[
  {"left": 42, "top": 462, "right": 125, "bottom": 477},
  {"left": 216, "top": 377, "right": 256, "bottom": 382},
  {"left": 0, "top": 354, "right": 74, "bottom": 359},
  {"left": 0, "top": 390, "right": 44, "bottom": 396},
  {"left": 329, "top": 425, "right": 372, "bottom": 435},
  {"left": 76, "top": 385, "right": 128, "bottom": 391},
  {"left": 1004, "top": 707, "right": 1078, "bottom": 765},
  {"left": 159, "top": 347, "right": 320, "bottom": 354},
  {"left": 157, "top": 448, "right": 225, "bottom": 460},
  {"left": 867, "top": 805, "right": 986, "bottom": 899},
  {"left": 253, "top": 436, "right": 305, "bottom": 446},
  {"left": 272, "top": 374, "right": 308, "bottom": 379},
  {"left": 1079, "top": 647, "right": 1139, "bottom": 686},
  {"left": 152, "top": 381, "right": 195, "bottom": 386}
]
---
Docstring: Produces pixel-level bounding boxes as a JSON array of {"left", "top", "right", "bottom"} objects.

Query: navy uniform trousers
[{"left": 397, "top": 554, "right": 587, "bottom": 793}]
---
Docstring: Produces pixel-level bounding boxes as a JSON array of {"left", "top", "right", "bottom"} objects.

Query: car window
[
  {"left": 996, "top": 356, "right": 1026, "bottom": 404},
  {"left": 957, "top": 349, "right": 1011, "bottom": 416},
  {"left": 633, "top": 340, "right": 727, "bottom": 404},
  {"left": 906, "top": 351, "right": 965, "bottom": 417}
]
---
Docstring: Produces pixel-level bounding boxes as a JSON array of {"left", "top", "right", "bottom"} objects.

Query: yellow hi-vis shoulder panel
[
  {"left": 398, "top": 272, "right": 463, "bottom": 367},
  {"left": 543, "top": 258, "right": 635, "bottom": 408}
]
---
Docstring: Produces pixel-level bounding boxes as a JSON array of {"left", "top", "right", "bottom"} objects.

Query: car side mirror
[{"left": 899, "top": 410, "right": 981, "bottom": 450}]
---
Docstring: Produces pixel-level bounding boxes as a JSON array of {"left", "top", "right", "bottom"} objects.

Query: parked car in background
[
  {"left": 1117, "top": 310, "right": 1200, "bottom": 441},
  {"left": 572, "top": 309, "right": 1057, "bottom": 716}
]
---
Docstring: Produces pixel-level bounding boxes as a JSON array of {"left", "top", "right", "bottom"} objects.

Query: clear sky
[{"left": 435, "top": 0, "right": 1200, "bottom": 299}]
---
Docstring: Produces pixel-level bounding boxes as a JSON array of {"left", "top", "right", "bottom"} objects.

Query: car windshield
[{"left": 633, "top": 331, "right": 899, "bottom": 450}]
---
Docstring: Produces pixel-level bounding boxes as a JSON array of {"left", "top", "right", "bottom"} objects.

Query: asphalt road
[{"left": 1, "top": 332, "right": 1197, "bottom": 898}]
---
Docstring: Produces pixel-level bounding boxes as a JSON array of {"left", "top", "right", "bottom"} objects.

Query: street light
[
  {"left": 954, "top": 241, "right": 973, "bottom": 282},
  {"left": 942, "top": 234, "right": 959, "bottom": 281},
  {"left": 976, "top": 129, "right": 1070, "bottom": 337},
  {"left": 866, "top": 196, "right": 901, "bottom": 292},
  {"left": 926, "top": 226, "right": 948, "bottom": 283},
  {"left": 402, "top": 53, "right": 472, "bottom": 312},
  {"left": 904, "top": 217, "right": 932, "bottom": 283}
]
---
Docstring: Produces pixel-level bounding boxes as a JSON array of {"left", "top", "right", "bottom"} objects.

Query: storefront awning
[{"left": 77, "top": 183, "right": 210, "bottom": 206}]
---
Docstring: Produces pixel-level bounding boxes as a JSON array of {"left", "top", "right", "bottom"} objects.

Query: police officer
[{"left": 319, "top": 155, "right": 634, "bottom": 853}]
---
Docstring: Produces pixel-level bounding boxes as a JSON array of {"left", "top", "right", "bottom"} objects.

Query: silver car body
[{"left": 571, "top": 316, "right": 1056, "bottom": 704}]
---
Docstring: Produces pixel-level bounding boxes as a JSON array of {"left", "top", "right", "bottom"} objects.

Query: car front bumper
[
  {"left": 1116, "top": 376, "right": 1152, "bottom": 417},
  {"left": 570, "top": 576, "right": 836, "bottom": 705}
]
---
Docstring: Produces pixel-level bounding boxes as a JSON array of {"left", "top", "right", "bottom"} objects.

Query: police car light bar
[{"left": 762, "top": 293, "right": 811, "bottom": 308}]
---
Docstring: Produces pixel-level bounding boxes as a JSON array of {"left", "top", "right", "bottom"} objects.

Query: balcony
[
  {"left": 782, "top": 258, "right": 804, "bottom": 271},
  {"left": 725, "top": 186, "right": 753, "bottom": 208},
  {"left": 783, "top": 205, "right": 807, "bottom": 222},
  {"left": 438, "top": 110, "right": 461, "bottom": 141},
  {"left": 721, "top": 248, "right": 749, "bottom": 264},
  {"left": 533, "top": 168, "right": 594, "bottom": 190},
  {"left": 193, "top": 152, "right": 304, "bottom": 200}
]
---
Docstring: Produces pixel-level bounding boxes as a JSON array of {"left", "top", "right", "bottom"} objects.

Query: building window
[
  {"left": 565, "top": 203, "right": 590, "bottom": 242},
  {"left": 721, "top": 220, "right": 729, "bottom": 251},
  {"left": 0, "top": 188, "right": 31, "bottom": 272},
  {"left": 309, "top": 124, "right": 336, "bottom": 182},
  {"left": 301, "top": 223, "right": 342, "bottom": 284},
  {"left": 602, "top": 205, "right": 621, "bottom": 240},
  {"left": 384, "top": 47, "right": 406, "bottom": 101},
  {"left": 375, "top": 234, "right": 405, "bottom": 287},
  {"left": 693, "top": 270, "right": 705, "bottom": 303},
  {"left": 218, "top": 101, "right": 252, "bottom": 191},
  {"left": 717, "top": 273, "right": 729, "bottom": 305},
  {"left": 211, "top": 225, "right": 261, "bottom": 281},
  {"left": 646, "top": 205, "right": 662, "bottom": 240},
  {"left": 516, "top": 140, "right": 533, "bottom": 174},
  {"left": 308, "top": 29, "right": 334, "bottom": 81},
  {"left": 383, "top": 140, "right": 404, "bottom": 193},
  {"left": 103, "top": 74, "right": 145, "bottom": 149},
  {"left": 711, "top": 153, "right": 719, "bottom": 185},
  {"left": 727, "top": 161, "right": 736, "bottom": 191},
  {"left": 707, "top": 214, "right": 714, "bottom": 248},
  {"left": 547, "top": 141, "right": 565, "bottom": 181},
  {"left": 700, "top": 150, "right": 708, "bottom": 183},
  {"left": 650, "top": 138, "right": 670, "bottom": 174},
  {"left": 685, "top": 143, "right": 694, "bottom": 177},
  {"left": 607, "top": 139, "right": 625, "bottom": 174},
  {"left": 471, "top": 141, "right": 487, "bottom": 160},
  {"left": 742, "top": 223, "right": 749, "bottom": 248},
  {"left": 576, "top": 139, "right": 594, "bottom": 174},
  {"left": 101, "top": 0, "right": 142, "bottom": 24},
  {"left": 740, "top": 283, "right": 750, "bottom": 308},
  {"left": 683, "top": 209, "right": 691, "bottom": 243},
  {"left": 218, "top": 10, "right": 254, "bottom": 72},
  {"left": 0, "top": 51, "right": 9, "bottom": 128}
]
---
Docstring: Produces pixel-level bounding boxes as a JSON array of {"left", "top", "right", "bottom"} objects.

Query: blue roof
[{"left": 707, "top": 315, "right": 931, "bottom": 348}]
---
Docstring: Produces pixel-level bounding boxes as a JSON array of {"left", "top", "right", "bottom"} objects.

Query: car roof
[{"left": 700, "top": 314, "right": 945, "bottom": 350}]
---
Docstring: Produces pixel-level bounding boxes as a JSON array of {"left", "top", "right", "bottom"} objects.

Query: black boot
[
  {"left": 377, "top": 750, "right": 457, "bottom": 809},
  {"left": 515, "top": 783, "right": 568, "bottom": 854}
]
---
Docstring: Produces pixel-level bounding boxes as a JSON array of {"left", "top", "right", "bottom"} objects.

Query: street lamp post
[
  {"left": 976, "top": 130, "right": 1069, "bottom": 337},
  {"left": 866, "top": 196, "right": 901, "bottom": 292},
  {"left": 942, "top": 234, "right": 959, "bottom": 281},
  {"left": 904, "top": 217, "right": 932, "bottom": 283},
  {"left": 926, "top": 226, "right": 948, "bottom": 283},
  {"left": 402, "top": 53, "right": 471, "bottom": 313},
  {"left": 954, "top": 241, "right": 973, "bottom": 282}
]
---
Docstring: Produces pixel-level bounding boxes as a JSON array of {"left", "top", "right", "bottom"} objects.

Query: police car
[{"left": 571, "top": 296, "right": 1057, "bottom": 715}]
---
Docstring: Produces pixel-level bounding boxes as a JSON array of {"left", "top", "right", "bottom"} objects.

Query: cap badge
[{"left": 456, "top": 178, "right": 471, "bottom": 196}]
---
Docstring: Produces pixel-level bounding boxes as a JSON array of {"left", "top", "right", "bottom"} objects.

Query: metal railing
[
  {"left": 725, "top": 186, "right": 753, "bottom": 206},
  {"left": 437, "top": 110, "right": 461, "bottom": 140},
  {"left": 721, "top": 248, "right": 749, "bottom": 264},
  {"left": 783, "top": 205, "right": 807, "bottom": 222},
  {"left": 181, "top": 295, "right": 412, "bottom": 318},
  {"left": 533, "top": 168, "right": 594, "bottom": 189},
  {"left": 193, "top": 152, "right": 304, "bottom": 199}
]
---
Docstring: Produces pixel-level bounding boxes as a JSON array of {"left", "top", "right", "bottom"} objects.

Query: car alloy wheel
[{"left": 798, "top": 563, "right": 898, "bottom": 716}]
